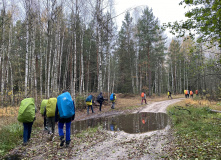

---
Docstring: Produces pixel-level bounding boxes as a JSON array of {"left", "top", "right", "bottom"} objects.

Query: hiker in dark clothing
[
  {"left": 168, "top": 91, "right": 172, "bottom": 99},
  {"left": 97, "top": 92, "right": 104, "bottom": 111}
]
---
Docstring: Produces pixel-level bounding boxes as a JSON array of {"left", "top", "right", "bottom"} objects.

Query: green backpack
[
  {"left": 40, "top": 99, "right": 48, "bottom": 115},
  {"left": 17, "top": 98, "right": 35, "bottom": 123},
  {"left": 46, "top": 98, "right": 57, "bottom": 117}
]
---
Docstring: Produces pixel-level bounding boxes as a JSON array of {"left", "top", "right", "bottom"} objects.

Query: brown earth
[{"left": 3, "top": 94, "right": 185, "bottom": 160}]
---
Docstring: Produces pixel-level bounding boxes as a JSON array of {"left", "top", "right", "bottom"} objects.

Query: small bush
[
  {"left": 0, "top": 122, "right": 23, "bottom": 158},
  {"left": 75, "top": 95, "right": 86, "bottom": 110}
]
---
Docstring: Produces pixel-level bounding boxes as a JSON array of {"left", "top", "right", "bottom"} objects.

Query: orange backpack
[
  {"left": 190, "top": 91, "right": 193, "bottom": 95},
  {"left": 141, "top": 92, "right": 144, "bottom": 97},
  {"left": 185, "top": 90, "right": 188, "bottom": 95}
]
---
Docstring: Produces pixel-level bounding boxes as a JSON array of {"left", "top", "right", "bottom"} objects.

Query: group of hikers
[
  {"left": 184, "top": 89, "right": 198, "bottom": 98},
  {"left": 17, "top": 91, "right": 117, "bottom": 147},
  {"left": 85, "top": 92, "right": 116, "bottom": 114},
  {"left": 167, "top": 89, "right": 199, "bottom": 99}
]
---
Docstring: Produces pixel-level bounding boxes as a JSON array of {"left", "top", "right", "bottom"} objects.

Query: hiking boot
[
  {"left": 60, "top": 136, "right": 65, "bottom": 146},
  {"left": 48, "top": 133, "right": 54, "bottom": 141},
  {"left": 60, "top": 139, "right": 65, "bottom": 147},
  {"left": 66, "top": 141, "right": 71, "bottom": 148},
  {"left": 22, "top": 142, "right": 28, "bottom": 146}
]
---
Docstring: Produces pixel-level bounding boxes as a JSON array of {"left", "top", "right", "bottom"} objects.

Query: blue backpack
[
  {"left": 57, "top": 92, "right": 75, "bottom": 118},
  {"left": 86, "top": 95, "right": 93, "bottom": 102},
  {"left": 110, "top": 93, "right": 114, "bottom": 101}
]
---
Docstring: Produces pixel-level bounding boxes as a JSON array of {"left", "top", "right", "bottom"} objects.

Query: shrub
[
  {"left": 0, "top": 122, "right": 23, "bottom": 158},
  {"left": 75, "top": 95, "right": 86, "bottom": 111}
]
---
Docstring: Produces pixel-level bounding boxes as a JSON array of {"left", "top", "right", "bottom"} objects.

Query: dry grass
[
  {"left": 0, "top": 107, "right": 19, "bottom": 129},
  {"left": 184, "top": 98, "right": 221, "bottom": 111},
  {"left": 0, "top": 106, "right": 19, "bottom": 116}
]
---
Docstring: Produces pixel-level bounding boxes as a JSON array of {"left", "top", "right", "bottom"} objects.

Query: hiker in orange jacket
[
  {"left": 195, "top": 90, "right": 198, "bottom": 96},
  {"left": 141, "top": 92, "right": 147, "bottom": 105},
  {"left": 190, "top": 90, "right": 193, "bottom": 98}
]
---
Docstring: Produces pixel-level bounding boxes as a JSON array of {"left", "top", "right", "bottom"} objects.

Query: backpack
[
  {"left": 86, "top": 95, "right": 93, "bottom": 102},
  {"left": 17, "top": 98, "right": 35, "bottom": 123},
  {"left": 86, "top": 95, "right": 93, "bottom": 105},
  {"left": 57, "top": 92, "right": 75, "bottom": 118},
  {"left": 141, "top": 92, "right": 144, "bottom": 98},
  {"left": 168, "top": 92, "right": 170, "bottom": 96},
  {"left": 97, "top": 94, "right": 102, "bottom": 102},
  {"left": 46, "top": 98, "right": 57, "bottom": 117},
  {"left": 40, "top": 99, "right": 48, "bottom": 115},
  {"left": 110, "top": 93, "right": 115, "bottom": 101},
  {"left": 185, "top": 90, "right": 188, "bottom": 95}
]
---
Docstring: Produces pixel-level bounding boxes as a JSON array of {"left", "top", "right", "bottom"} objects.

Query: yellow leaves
[
  {"left": 8, "top": 91, "right": 12, "bottom": 96},
  {"left": 0, "top": 106, "right": 19, "bottom": 117}
]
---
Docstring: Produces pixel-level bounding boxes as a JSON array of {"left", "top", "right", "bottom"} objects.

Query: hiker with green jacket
[
  {"left": 40, "top": 99, "right": 48, "bottom": 131},
  {"left": 17, "top": 98, "right": 36, "bottom": 146}
]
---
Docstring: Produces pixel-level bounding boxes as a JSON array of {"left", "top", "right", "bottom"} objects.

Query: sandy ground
[{"left": 70, "top": 98, "right": 184, "bottom": 160}]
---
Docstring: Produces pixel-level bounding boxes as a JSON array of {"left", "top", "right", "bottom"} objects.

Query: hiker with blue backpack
[
  {"left": 55, "top": 90, "right": 75, "bottom": 147},
  {"left": 86, "top": 94, "right": 94, "bottom": 114},
  {"left": 17, "top": 98, "right": 36, "bottom": 146},
  {"left": 110, "top": 93, "right": 116, "bottom": 109}
]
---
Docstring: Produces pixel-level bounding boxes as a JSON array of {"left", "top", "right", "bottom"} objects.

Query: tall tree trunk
[
  {"left": 80, "top": 30, "right": 84, "bottom": 94},
  {"left": 135, "top": 46, "right": 139, "bottom": 93},
  {"left": 25, "top": 1, "right": 29, "bottom": 97},
  {"left": 147, "top": 44, "right": 151, "bottom": 96}
]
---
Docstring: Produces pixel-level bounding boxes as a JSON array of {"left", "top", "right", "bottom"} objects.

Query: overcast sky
[{"left": 114, "top": 0, "right": 188, "bottom": 39}]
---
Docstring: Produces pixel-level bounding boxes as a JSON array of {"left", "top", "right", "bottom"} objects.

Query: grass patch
[
  {"left": 167, "top": 101, "right": 221, "bottom": 159},
  {"left": 0, "top": 112, "right": 44, "bottom": 158},
  {"left": 0, "top": 122, "right": 23, "bottom": 158}
]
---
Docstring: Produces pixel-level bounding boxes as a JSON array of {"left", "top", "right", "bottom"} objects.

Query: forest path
[
  {"left": 137, "top": 98, "right": 184, "bottom": 113},
  {"left": 71, "top": 98, "right": 184, "bottom": 160}
]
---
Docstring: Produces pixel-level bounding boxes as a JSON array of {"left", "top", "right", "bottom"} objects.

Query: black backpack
[{"left": 97, "top": 95, "right": 102, "bottom": 102}]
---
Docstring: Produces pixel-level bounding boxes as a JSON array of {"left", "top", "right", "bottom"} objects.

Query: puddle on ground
[
  {"left": 72, "top": 112, "right": 169, "bottom": 134},
  {"left": 3, "top": 155, "right": 22, "bottom": 160}
]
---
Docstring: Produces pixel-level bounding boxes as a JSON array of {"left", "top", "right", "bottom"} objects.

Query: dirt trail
[
  {"left": 72, "top": 98, "right": 184, "bottom": 160},
  {"left": 137, "top": 98, "right": 184, "bottom": 113}
]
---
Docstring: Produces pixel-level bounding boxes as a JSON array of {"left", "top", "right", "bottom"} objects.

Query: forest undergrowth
[{"left": 166, "top": 98, "right": 221, "bottom": 159}]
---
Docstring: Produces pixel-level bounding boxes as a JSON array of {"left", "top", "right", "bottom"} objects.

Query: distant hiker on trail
[
  {"left": 187, "top": 90, "right": 190, "bottom": 98},
  {"left": 110, "top": 93, "right": 116, "bottom": 109},
  {"left": 55, "top": 90, "right": 75, "bottom": 147},
  {"left": 17, "top": 98, "right": 36, "bottom": 146},
  {"left": 195, "top": 90, "right": 198, "bottom": 96},
  {"left": 185, "top": 90, "right": 188, "bottom": 98},
  {"left": 44, "top": 97, "right": 57, "bottom": 141},
  {"left": 168, "top": 91, "right": 172, "bottom": 99},
  {"left": 40, "top": 99, "right": 48, "bottom": 131},
  {"left": 97, "top": 92, "right": 104, "bottom": 111},
  {"left": 86, "top": 94, "right": 94, "bottom": 114},
  {"left": 141, "top": 92, "right": 147, "bottom": 105},
  {"left": 190, "top": 90, "right": 193, "bottom": 98}
]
